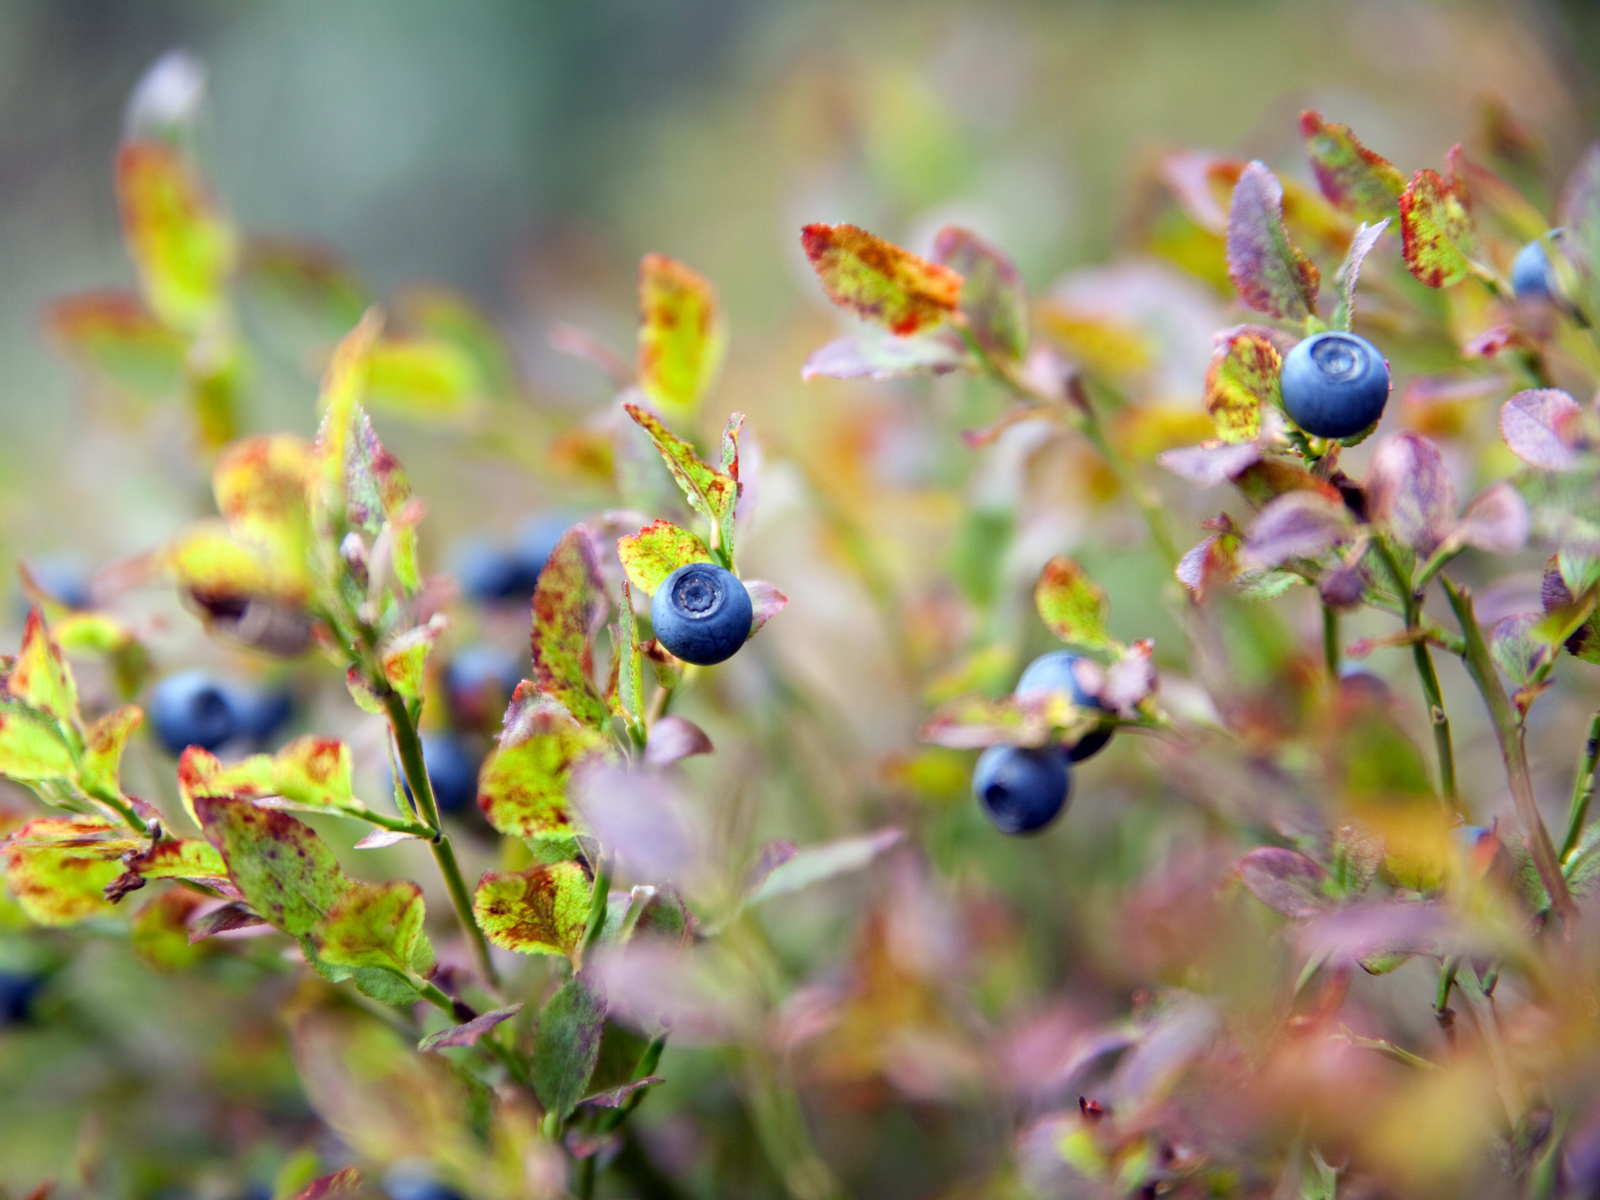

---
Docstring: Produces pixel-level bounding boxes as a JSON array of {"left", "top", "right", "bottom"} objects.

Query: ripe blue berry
[
  {"left": 972, "top": 745, "right": 1070, "bottom": 835},
  {"left": 444, "top": 645, "right": 524, "bottom": 727},
  {"left": 231, "top": 687, "right": 293, "bottom": 743},
  {"left": 650, "top": 563, "right": 753, "bottom": 666},
  {"left": 419, "top": 733, "right": 483, "bottom": 815},
  {"left": 455, "top": 516, "right": 571, "bottom": 605},
  {"left": 1279, "top": 331, "right": 1390, "bottom": 440},
  {"left": 0, "top": 970, "right": 41, "bottom": 1025},
  {"left": 1015, "top": 650, "right": 1112, "bottom": 762},
  {"left": 1511, "top": 237, "right": 1558, "bottom": 301},
  {"left": 149, "top": 671, "right": 239, "bottom": 754}
]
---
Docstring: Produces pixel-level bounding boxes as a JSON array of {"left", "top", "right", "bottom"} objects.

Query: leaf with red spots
[
  {"left": 1239, "top": 847, "right": 1336, "bottom": 919},
  {"left": 1035, "top": 557, "right": 1115, "bottom": 652},
  {"left": 622, "top": 403, "right": 741, "bottom": 559},
  {"left": 380, "top": 613, "right": 450, "bottom": 702},
  {"left": 44, "top": 290, "right": 187, "bottom": 401},
  {"left": 177, "top": 737, "right": 376, "bottom": 826},
  {"left": 800, "top": 223, "right": 962, "bottom": 336},
  {"left": 1299, "top": 111, "right": 1405, "bottom": 222},
  {"left": 1226, "top": 162, "right": 1320, "bottom": 321},
  {"left": 472, "top": 858, "right": 592, "bottom": 960},
  {"left": 107, "top": 836, "right": 238, "bottom": 903},
  {"left": 932, "top": 226, "right": 1027, "bottom": 361},
  {"left": 1, "top": 817, "right": 136, "bottom": 925},
  {"left": 312, "top": 878, "right": 434, "bottom": 980},
  {"left": 532, "top": 527, "right": 611, "bottom": 731},
  {"left": 638, "top": 254, "right": 724, "bottom": 421},
  {"left": 617, "top": 520, "right": 714, "bottom": 596},
  {"left": 1203, "top": 330, "right": 1282, "bottom": 442},
  {"left": 610, "top": 580, "right": 646, "bottom": 725},
  {"left": 79, "top": 705, "right": 142, "bottom": 810},
  {"left": 9, "top": 608, "right": 79, "bottom": 732},
  {"left": 192, "top": 794, "right": 346, "bottom": 939},
  {"left": 1399, "top": 167, "right": 1474, "bottom": 288},
  {"left": 115, "top": 140, "right": 235, "bottom": 334},
  {"left": 290, "top": 1170, "right": 362, "bottom": 1200},
  {"left": 479, "top": 689, "right": 612, "bottom": 840},
  {"left": 532, "top": 969, "right": 607, "bottom": 1122}
]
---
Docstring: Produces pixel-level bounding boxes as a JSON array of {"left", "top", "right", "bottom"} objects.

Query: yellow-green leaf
[
  {"left": 115, "top": 140, "right": 235, "bottom": 334},
  {"left": 1299, "top": 110, "right": 1404, "bottom": 222},
  {"left": 480, "top": 692, "right": 610, "bottom": 839},
  {"left": 2, "top": 817, "right": 133, "bottom": 926},
  {"left": 638, "top": 253, "right": 724, "bottom": 420},
  {"left": 532, "top": 528, "right": 610, "bottom": 731},
  {"left": 1400, "top": 168, "right": 1473, "bottom": 288},
  {"left": 1204, "top": 331, "right": 1283, "bottom": 442},
  {"left": 380, "top": 615, "right": 450, "bottom": 702},
  {"left": 192, "top": 794, "right": 346, "bottom": 939},
  {"left": 800, "top": 223, "right": 962, "bottom": 336},
  {"left": 472, "top": 859, "right": 592, "bottom": 959},
  {"left": 367, "top": 336, "right": 483, "bottom": 418},
  {"left": 1034, "top": 556, "right": 1115, "bottom": 651},
  {"left": 79, "top": 705, "right": 142, "bottom": 804},
  {"left": 9, "top": 608, "right": 79, "bottom": 732},
  {"left": 45, "top": 290, "right": 187, "bottom": 401},
  {"left": 313, "top": 879, "right": 433, "bottom": 977},
  {"left": 616, "top": 520, "right": 714, "bottom": 595},
  {"left": 0, "top": 706, "right": 78, "bottom": 784},
  {"left": 622, "top": 403, "right": 740, "bottom": 557}
]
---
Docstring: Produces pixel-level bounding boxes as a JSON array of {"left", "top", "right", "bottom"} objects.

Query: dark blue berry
[
  {"left": 411, "top": 733, "right": 483, "bottom": 816},
  {"left": 650, "top": 563, "right": 753, "bottom": 666},
  {"left": 514, "top": 515, "right": 571, "bottom": 585},
  {"left": 0, "top": 971, "right": 42, "bottom": 1025},
  {"left": 454, "top": 541, "right": 528, "bottom": 604},
  {"left": 1015, "top": 650, "right": 1112, "bottom": 762},
  {"left": 385, "top": 1165, "right": 468, "bottom": 1200},
  {"left": 1511, "top": 237, "right": 1558, "bottom": 301},
  {"left": 1279, "top": 331, "right": 1390, "bottom": 439},
  {"left": 230, "top": 686, "right": 293, "bottom": 743},
  {"left": 443, "top": 645, "right": 524, "bottom": 726},
  {"left": 972, "top": 745, "right": 1070, "bottom": 835},
  {"left": 149, "top": 672, "right": 239, "bottom": 754}
]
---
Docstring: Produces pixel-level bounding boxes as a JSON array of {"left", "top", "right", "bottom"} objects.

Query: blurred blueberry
[
  {"left": 149, "top": 671, "right": 239, "bottom": 754},
  {"left": 385, "top": 1163, "right": 468, "bottom": 1200},
  {"left": 1512, "top": 239, "right": 1556, "bottom": 301},
  {"left": 1279, "top": 331, "right": 1391, "bottom": 440},
  {"left": 455, "top": 540, "right": 526, "bottom": 604},
  {"left": 1015, "top": 650, "right": 1112, "bottom": 763},
  {"left": 0, "top": 971, "right": 42, "bottom": 1025},
  {"left": 230, "top": 686, "right": 294, "bottom": 742},
  {"left": 396, "top": 734, "right": 483, "bottom": 816},
  {"left": 443, "top": 644, "right": 524, "bottom": 726},
  {"left": 972, "top": 745, "right": 1071, "bottom": 835},
  {"left": 514, "top": 515, "right": 571, "bottom": 582},
  {"left": 651, "top": 563, "right": 752, "bottom": 666},
  {"left": 19, "top": 555, "right": 92, "bottom": 612}
]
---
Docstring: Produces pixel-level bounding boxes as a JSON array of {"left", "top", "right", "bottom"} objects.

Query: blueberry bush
[{"left": 10, "top": 51, "right": 1600, "bottom": 1200}]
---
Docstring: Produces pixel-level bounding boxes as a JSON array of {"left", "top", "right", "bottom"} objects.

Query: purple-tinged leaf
[
  {"left": 1454, "top": 482, "right": 1529, "bottom": 554},
  {"left": 1400, "top": 167, "right": 1473, "bottom": 288},
  {"left": 747, "top": 828, "right": 903, "bottom": 905},
  {"left": 1175, "top": 534, "right": 1238, "bottom": 603},
  {"left": 1332, "top": 218, "right": 1389, "bottom": 331},
  {"left": 1238, "top": 847, "right": 1335, "bottom": 919},
  {"left": 1101, "top": 639, "right": 1157, "bottom": 716},
  {"left": 1299, "top": 111, "right": 1405, "bottom": 221},
  {"left": 1558, "top": 143, "right": 1600, "bottom": 300},
  {"left": 1202, "top": 329, "right": 1282, "bottom": 442},
  {"left": 932, "top": 226, "right": 1028, "bottom": 362},
  {"left": 188, "top": 900, "right": 269, "bottom": 943},
  {"left": 353, "top": 828, "right": 424, "bottom": 849},
  {"left": 1320, "top": 553, "right": 1369, "bottom": 608},
  {"left": 576, "top": 766, "right": 704, "bottom": 887},
  {"left": 744, "top": 579, "right": 787, "bottom": 637},
  {"left": 744, "top": 840, "right": 798, "bottom": 898},
  {"left": 1490, "top": 613, "right": 1554, "bottom": 687},
  {"left": 1226, "top": 162, "right": 1320, "bottom": 320},
  {"left": 643, "top": 715, "right": 714, "bottom": 767},
  {"left": 548, "top": 323, "right": 632, "bottom": 388},
  {"left": 581, "top": 1077, "right": 664, "bottom": 1109},
  {"left": 1365, "top": 432, "right": 1457, "bottom": 555},
  {"left": 532, "top": 526, "right": 611, "bottom": 731},
  {"left": 531, "top": 969, "right": 607, "bottom": 1123},
  {"left": 1241, "top": 491, "right": 1350, "bottom": 570},
  {"left": 1500, "top": 388, "right": 1586, "bottom": 471},
  {"left": 1157, "top": 442, "right": 1261, "bottom": 488},
  {"left": 800, "top": 332, "right": 969, "bottom": 381},
  {"left": 290, "top": 1169, "right": 362, "bottom": 1200},
  {"left": 418, "top": 1003, "right": 524, "bottom": 1052}
]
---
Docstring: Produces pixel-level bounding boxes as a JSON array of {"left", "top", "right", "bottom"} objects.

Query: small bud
[
  {"left": 124, "top": 50, "right": 207, "bottom": 141},
  {"left": 340, "top": 531, "right": 370, "bottom": 589}
]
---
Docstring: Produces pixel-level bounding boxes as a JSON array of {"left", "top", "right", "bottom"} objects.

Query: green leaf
[
  {"left": 395, "top": 285, "right": 521, "bottom": 403},
  {"left": 479, "top": 692, "right": 610, "bottom": 839},
  {"left": 313, "top": 879, "right": 433, "bottom": 979},
  {"left": 611, "top": 580, "right": 646, "bottom": 725},
  {"left": 192, "top": 795, "right": 346, "bottom": 939},
  {"left": 1299, "top": 110, "right": 1405, "bottom": 222},
  {"left": 380, "top": 614, "right": 450, "bottom": 702},
  {"left": 1331, "top": 219, "right": 1390, "bottom": 331},
  {"left": 472, "top": 859, "right": 592, "bottom": 959},
  {"left": 1400, "top": 168, "right": 1473, "bottom": 288},
  {"left": 177, "top": 738, "right": 376, "bottom": 826},
  {"left": 130, "top": 889, "right": 209, "bottom": 971},
  {"left": 800, "top": 223, "right": 962, "bottom": 336},
  {"left": 0, "top": 706, "right": 78, "bottom": 784},
  {"left": 115, "top": 140, "right": 234, "bottom": 334},
  {"left": 1034, "top": 556, "right": 1115, "bottom": 651},
  {"left": 237, "top": 237, "right": 371, "bottom": 347},
  {"left": 79, "top": 705, "right": 142, "bottom": 805},
  {"left": 532, "top": 528, "right": 612, "bottom": 730},
  {"left": 1203, "top": 330, "right": 1282, "bottom": 442},
  {"left": 10, "top": 608, "right": 79, "bottom": 732},
  {"left": 622, "top": 403, "right": 741, "bottom": 560},
  {"left": 747, "top": 828, "right": 904, "bottom": 906},
  {"left": 367, "top": 336, "right": 484, "bottom": 418},
  {"left": 1226, "top": 162, "right": 1320, "bottom": 321},
  {"left": 531, "top": 969, "right": 607, "bottom": 1123},
  {"left": 616, "top": 520, "right": 714, "bottom": 595},
  {"left": 638, "top": 253, "right": 724, "bottom": 420},
  {"left": 2, "top": 817, "right": 135, "bottom": 925},
  {"left": 932, "top": 226, "right": 1028, "bottom": 361},
  {"left": 44, "top": 290, "right": 187, "bottom": 401}
]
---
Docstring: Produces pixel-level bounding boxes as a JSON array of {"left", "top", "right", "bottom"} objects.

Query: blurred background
[{"left": 2, "top": 1, "right": 1600, "bottom": 1196}]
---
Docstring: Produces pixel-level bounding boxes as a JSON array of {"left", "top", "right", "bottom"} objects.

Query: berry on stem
[
  {"left": 1279, "top": 331, "right": 1390, "bottom": 439},
  {"left": 1015, "top": 649, "right": 1112, "bottom": 762},
  {"left": 148, "top": 672, "right": 238, "bottom": 754},
  {"left": 650, "top": 562, "right": 753, "bottom": 666},
  {"left": 1511, "top": 235, "right": 1562, "bottom": 302},
  {"left": 972, "top": 745, "right": 1070, "bottom": 835}
]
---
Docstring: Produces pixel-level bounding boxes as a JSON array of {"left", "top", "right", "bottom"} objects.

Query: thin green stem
[
  {"left": 580, "top": 853, "right": 614, "bottom": 963},
  {"left": 1322, "top": 604, "right": 1340, "bottom": 680},
  {"left": 382, "top": 688, "right": 499, "bottom": 987},
  {"left": 1457, "top": 963, "right": 1525, "bottom": 1127},
  {"left": 1435, "top": 955, "right": 1460, "bottom": 1018},
  {"left": 1442, "top": 577, "right": 1575, "bottom": 923},
  {"left": 1374, "top": 539, "right": 1459, "bottom": 811},
  {"left": 1562, "top": 710, "right": 1600, "bottom": 863}
]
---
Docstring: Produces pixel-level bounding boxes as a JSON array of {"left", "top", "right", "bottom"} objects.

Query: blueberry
[
  {"left": 650, "top": 563, "right": 753, "bottom": 666},
  {"left": 385, "top": 1164, "right": 468, "bottom": 1200},
  {"left": 0, "top": 971, "right": 42, "bottom": 1025},
  {"left": 513, "top": 515, "right": 571, "bottom": 585},
  {"left": 454, "top": 541, "right": 527, "bottom": 604},
  {"left": 972, "top": 745, "right": 1070, "bottom": 835},
  {"left": 443, "top": 645, "right": 524, "bottom": 726},
  {"left": 1015, "top": 650, "right": 1112, "bottom": 762},
  {"left": 1279, "top": 331, "right": 1391, "bottom": 440},
  {"left": 230, "top": 686, "right": 293, "bottom": 742},
  {"left": 399, "top": 734, "right": 483, "bottom": 816},
  {"left": 1512, "top": 237, "right": 1559, "bottom": 301},
  {"left": 148, "top": 671, "right": 239, "bottom": 755}
]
